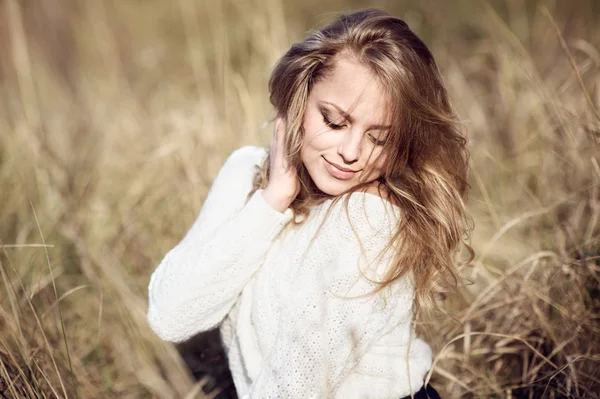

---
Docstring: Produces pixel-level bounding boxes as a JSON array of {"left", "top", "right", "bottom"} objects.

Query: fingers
[
  {"left": 276, "top": 118, "right": 286, "bottom": 156},
  {"left": 269, "top": 118, "right": 279, "bottom": 167},
  {"left": 264, "top": 116, "right": 299, "bottom": 207},
  {"left": 273, "top": 117, "right": 287, "bottom": 171}
]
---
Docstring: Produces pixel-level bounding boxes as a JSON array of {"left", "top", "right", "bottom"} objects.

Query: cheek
[
  {"left": 366, "top": 152, "right": 388, "bottom": 177},
  {"left": 302, "top": 112, "right": 327, "bottom": 151},
  {"left": 300, "top": 114, "right": 322, "bottom": 163},
  {"left": 375, "top": 152, "right": 388, "bottom": 169}
]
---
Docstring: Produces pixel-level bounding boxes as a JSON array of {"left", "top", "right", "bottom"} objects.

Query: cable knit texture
[{"left": 147, "top": 146, "right": 433, "bottom": 398}]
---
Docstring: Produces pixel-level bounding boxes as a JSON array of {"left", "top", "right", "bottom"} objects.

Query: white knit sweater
[{"left": 147, "top": 146, "right": 432, "bottom": 398}]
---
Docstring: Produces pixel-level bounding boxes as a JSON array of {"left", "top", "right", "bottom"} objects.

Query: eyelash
[
  {"left": 322, "top": 113, "right": 387, "bottom": 146},
  {"left": 369, "top": 135, "right": 387, "bottom": 146},
  {"left": 322, "top": 114, "right": 345, "bottom": 130}
]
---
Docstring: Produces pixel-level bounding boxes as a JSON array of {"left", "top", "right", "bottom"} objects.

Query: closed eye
[
  {"left": 322, "top": 112, "right": 346, "bottom": 130},
  {"left": 368, "top": 133, "right": 387, "bottom": 146}
]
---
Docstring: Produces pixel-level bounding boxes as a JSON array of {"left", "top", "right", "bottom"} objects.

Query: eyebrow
[{"left": 321, "top": 101, "right": 391, "bottom": 131}]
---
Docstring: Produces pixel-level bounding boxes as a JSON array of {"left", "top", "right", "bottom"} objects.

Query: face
[{"left": 300, "top": 57, "right": 390, "bottom": 196}]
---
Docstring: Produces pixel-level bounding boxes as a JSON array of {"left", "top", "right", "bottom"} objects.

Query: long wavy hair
[{"left": 250, "top": 8, "right": 473, "bottom": 311}]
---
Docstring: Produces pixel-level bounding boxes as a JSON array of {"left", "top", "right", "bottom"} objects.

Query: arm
[
  {"left": 243, "top": 194, "right": 431, "bottom": 398},
  {"left": 147, "top": 146, "right": 293, "bottom": 343}
]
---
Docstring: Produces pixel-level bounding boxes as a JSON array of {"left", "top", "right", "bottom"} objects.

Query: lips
[{"left": 323, "top": 157, "right": 359, "bottom": 180}]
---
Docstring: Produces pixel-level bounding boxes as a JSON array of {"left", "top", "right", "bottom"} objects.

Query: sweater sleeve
[
  {"left": 243, "top": 193, "right": 431, "bottom": 399},
  {"left": 147, "top": 146, "right": 293, "bottom": 343}
]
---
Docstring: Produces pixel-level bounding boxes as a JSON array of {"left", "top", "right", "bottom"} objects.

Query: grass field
[{"left": 0, "top": 0, "right": 599, "bottom": 397}]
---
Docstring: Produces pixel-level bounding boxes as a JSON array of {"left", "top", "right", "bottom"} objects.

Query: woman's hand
[{"left": 262, "top": 117, "right": 300, "bottom": 213}]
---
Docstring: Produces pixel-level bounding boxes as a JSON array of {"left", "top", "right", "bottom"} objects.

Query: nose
[{"left": 337, "top": 128, "right": 361, "bottom": 165}]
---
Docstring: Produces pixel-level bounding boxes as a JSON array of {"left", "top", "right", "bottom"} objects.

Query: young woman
[{"left": 147, "top": 8, "right": 472, "bottom": 399}]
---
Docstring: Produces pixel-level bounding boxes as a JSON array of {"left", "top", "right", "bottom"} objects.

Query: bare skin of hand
[{"left": 262, "top": 117, "right": 300, "bottom": 213}]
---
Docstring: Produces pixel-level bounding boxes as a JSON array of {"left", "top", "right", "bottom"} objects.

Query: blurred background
[{"left": 0, "top": 0, "right": 599, "bottom": 397}]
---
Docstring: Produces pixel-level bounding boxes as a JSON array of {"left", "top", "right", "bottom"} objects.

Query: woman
[{"left": 147, "top": 8, "right": 472, "bottom": 398}]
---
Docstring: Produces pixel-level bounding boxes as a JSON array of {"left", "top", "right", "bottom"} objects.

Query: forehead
[{"left": 310, "top": 57, "right": 390, "bottom": 124}]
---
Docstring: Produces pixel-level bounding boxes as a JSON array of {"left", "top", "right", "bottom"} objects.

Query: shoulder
[
  {"left": 201, "top": 146, "right": 266, "bottom": 208},
  {"left": 223, "top": 145, "right": 267, "bottom": 171},
  {"left": 213, "top": 146, "right": 266, "bottom": 184}
]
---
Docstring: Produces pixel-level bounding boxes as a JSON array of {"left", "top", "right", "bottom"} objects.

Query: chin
[{"left": 310, "top": 174, "right": 355, "bottom": 196}]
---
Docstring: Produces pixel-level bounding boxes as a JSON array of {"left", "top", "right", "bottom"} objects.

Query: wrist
[{"left": 261, "top": 189, "right": 293, "bottom": 213}]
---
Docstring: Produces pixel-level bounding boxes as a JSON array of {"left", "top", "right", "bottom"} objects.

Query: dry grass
[{"left": 0, "top": 0, "right": 598, "bottom": 397}]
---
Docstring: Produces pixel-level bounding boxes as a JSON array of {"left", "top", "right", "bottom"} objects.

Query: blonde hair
[{"left": 250, "top": 8, "right": 473, "bottom": 311}]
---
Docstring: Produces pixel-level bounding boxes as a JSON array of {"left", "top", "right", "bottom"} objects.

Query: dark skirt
[
  {"left": 178, "top": 329, "right": 442, "bottom": 399},
  {"left": 400, "top": 384, "right": 441, "bottom": 399}
]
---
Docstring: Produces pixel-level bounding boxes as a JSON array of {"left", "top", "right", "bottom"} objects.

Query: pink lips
[{"left": 323, "top": 157, "right": 358, "bottom": 180}]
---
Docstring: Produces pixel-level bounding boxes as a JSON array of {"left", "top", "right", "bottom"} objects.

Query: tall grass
[{"left": 0, "top": 0, "right": 598, "bottom": 397}]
